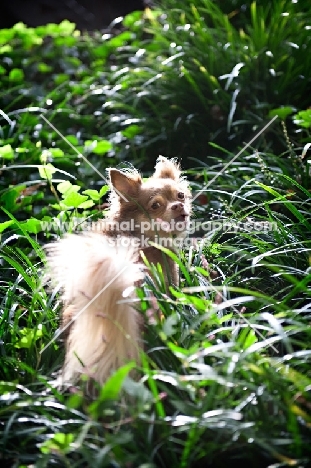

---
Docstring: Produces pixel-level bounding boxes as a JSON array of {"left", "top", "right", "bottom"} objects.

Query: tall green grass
[
  {"left": 106, "top": 0, "right": 311, "bottom": 162},
  {"left": 0, "top": 1, "right": 311, "bottom": 466},
  {"left": 1, "top": 150, "right": 310, "bottom": 466}
]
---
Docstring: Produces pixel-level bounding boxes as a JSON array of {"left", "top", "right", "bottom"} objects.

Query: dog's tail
[{"left": 46, "top": 233, "right": 144, "bottom": 385}]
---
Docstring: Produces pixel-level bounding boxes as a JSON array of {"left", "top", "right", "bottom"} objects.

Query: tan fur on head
[
  {"left": 109, "top": 168, "right": 142, "bottom": 201},
  {"left": 152, "top": 156, "right": 181, "bottom": 181},
  {"left": 107, "top": 157, "right": 191, "bottom": 238}
]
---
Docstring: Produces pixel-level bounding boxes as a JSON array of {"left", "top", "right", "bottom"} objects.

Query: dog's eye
[
  {"left": 177, "top": 192, "right": 185, "bottom": 200},
  {"left": 151, "top": 201, "right": 161, "bottom": 209}
]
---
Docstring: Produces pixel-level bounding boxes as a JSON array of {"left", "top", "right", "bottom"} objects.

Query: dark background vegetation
[
  {"left": 0, "top": 0, "right": 311, "bottom": 466},
  {"left": 0, "top": 1, "right": 147, "bottom": 29}
]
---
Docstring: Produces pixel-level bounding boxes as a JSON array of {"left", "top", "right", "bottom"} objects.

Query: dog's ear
[
  {"left": 153, "top": 156, "right": 181, "bottom": 181},
  {"left": 109, "top": 169, "right": 142, "bottom": 200}
]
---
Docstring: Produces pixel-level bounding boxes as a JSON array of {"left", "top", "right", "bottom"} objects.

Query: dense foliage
[{"left": 0, "top": 0, "right": 311, "bottom": 466}]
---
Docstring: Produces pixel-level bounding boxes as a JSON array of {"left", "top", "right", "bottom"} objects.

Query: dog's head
[{"left": 108, "top": 156, "right": 192, "bottom": 242}]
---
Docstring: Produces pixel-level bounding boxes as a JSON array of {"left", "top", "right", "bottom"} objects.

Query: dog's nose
[
  {"left": 171, "top": 202, "right": 189, "bottom": 215},
  {"left": 171, "top": 202, "right": 183, "bottom": 211}
]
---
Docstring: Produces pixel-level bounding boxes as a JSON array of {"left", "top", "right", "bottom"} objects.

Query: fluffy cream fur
[{"left": 46, "top": 234, "right": 144, "bottom": 384}]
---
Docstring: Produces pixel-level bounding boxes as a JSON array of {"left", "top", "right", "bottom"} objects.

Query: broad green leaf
[
  {"left": 54, "top": 73, "right": 69, "bottom": 85},
  {"left": 40, "top": 433, "right": 75, "bottom": 455},
  {"left": 293, "top": 109, "right": 311, "bottom": 128},
  {"left": 82, "top": 189, "right": 101, "bottom": 201},
  {"left": 58, "top": 20, "right": 77, "bottom": 35},
  {"left": 122, "top": 10, "right": 143, "bottom": 28},
  {"left": 122, "top": 124, "right": 142, "bottom": 139},
  {"left": 0, "top": 382, "right": 18, "bottom": 393},
  {"left": 91, "top": 140, "right": 113, "bottom": 155},
  {"left": 15, "top": 147, "right": 29, "bottom": 153},
  {"left": 99, "top": 185, "right": 109, "bottom": 198},
  {"left": 269, "top": 106, "right": 295, "bottom": 120},
  {"left": 20, "top": 218, "right": 43, "bottom": 234},
  {"left": 107, "top": 31, "right": 133, "bottom": 49},
  {"left": 0, "top": 144, "right": 14, "bottom": 160},
  {"left": 63, "top": 192, "right": 88, "bottom": 208},
  {"left": 0, "top": 220, "right": 14, "bottom": 233},
  {"left": 99, "top": 362, "right": 135, "bottom": 401},
  {"left": 38, "top": 164, "right": 57, "bottom": 180},
  {"left": 57, "top": 181, "right": 80, "bottom": 195},
  {"left": 15, "top": 325, "right": 43, "bottom": 349},
  {"left": 0, "top": 45, "right": 12, "bottom": 54},
  {"left": 77, "top": 200, "right": 95, "bottom": 209},
  {"left": 49, "top": 148, "right": 65, "bottom": 158},
  {"left": 65, "top": 135, "right": 79, "bottom": 145},
  {"left": 9, "top": 68, "right": 24, "bottom": 82},
  {"left": 37, "top": 62, "right": 52, "bottom": 73}
]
